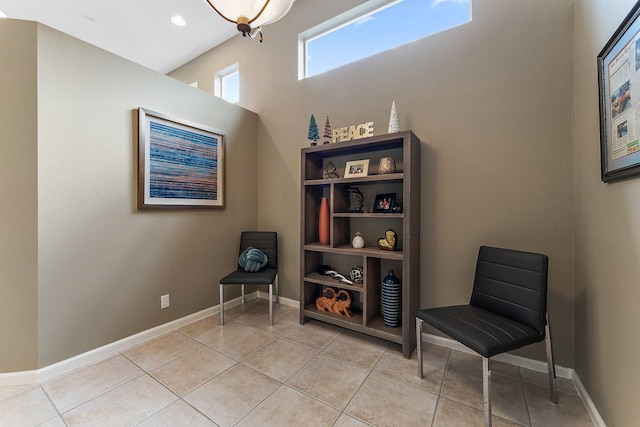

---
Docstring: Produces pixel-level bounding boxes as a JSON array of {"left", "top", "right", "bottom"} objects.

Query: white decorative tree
[{"left": 388, "top": 101, "right": 400, "bottom": 133}]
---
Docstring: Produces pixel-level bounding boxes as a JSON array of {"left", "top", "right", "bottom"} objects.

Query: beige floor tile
[
  {"left": 281, "top": 320, "right": 341, "bottom": 350},
  {"left": 241, "top": 338, "right": 318, "bottom": 382},
  {"left": 251, "top": 312, "right": 299, "bottom": 336},
  {"left": 223, "top": 299, "right": 267, "bottom": 317},
  {"left": 519, "top": 367, "right": 577, "bottom": 396},
  {"left": 61, "top": 374, "right": 177, "bottom": 427},
  {"left": 345, "top": 372, "right": 438, "bottom": 427},
  {"left": 449, "top": 349, "right": 520, "bottom": 379},
  {"left": 184, "top": 364, "right": 280, "bottom": 427},
  {"left": 137, "top": 400, "right": 217, "bottom": 426},
  {"left": 236, "top": 385, "right": 340, "bottom": 427},
  {"left": 0, "top": 383, "right": 37, "bottom": 403},
  {"left": 122, "top": 331, "right": 201, "bottom": 371},
  {"left": 151, "top": 346, "right": 236, "bottom": 396},
  {"left": 178, "top": 315, "right": 243, "bottom": 345},
  {"left": 286, "top": 352, "right": 369, "bottom": 409},
  {"left": 36, "top": 416, "right": 67, "bottom": 427},
  {"left": 207, "top": 324, "right": 276, "bottom": 360},
  {"left": 332, "top": 413, "right": 373, "bottom": 427},
  {"left": 226, "top": 302, "right": 271, "bottom": 325},
  {"left": 274, "top": 304, "right": 299, "bottom": 317},
  {"left": 442, "top": 361, "right": 530, "bottom": 425},
  {"left": 42, "top": 353, "right": 143, "bottom": 412},
  {"left": 433, "top": 397, "right": 523, "bottom": 427},
  {"left": 0, "top": 386, "right": 58, "bottom": 427},
  {"left": 376, "top": 343, "right": 448, "bottom": 394},
  {"left": 524, "top": 383, "right": 594, "bottom": 427},
  {"left": 323, "top": 330, "right": 389, "bottom": 369}
]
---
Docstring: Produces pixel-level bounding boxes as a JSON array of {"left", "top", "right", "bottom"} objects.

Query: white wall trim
[
  {"left": 423, "top": 332, "right": 605, "bottom": 426},
  {"left": 572, "top": 370, "right": 607, "bottom": 427}
]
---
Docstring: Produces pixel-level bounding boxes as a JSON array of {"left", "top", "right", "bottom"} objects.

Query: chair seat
[
  {"left": 417, "top": 305, "right": 544, "bottom": 358},
  {"left": 219, "top": 268, "right": 277, "bottom": 285}
]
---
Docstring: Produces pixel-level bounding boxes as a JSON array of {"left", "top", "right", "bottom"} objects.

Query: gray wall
[
  {"left": 171, "top": 0, "right": 576, "bottom": 367},
  {"left": 0, "top": 20, "right": 38, "bottom": 372},
  {"left": 0, "top": 21, "right": 259, "bottom": 370},
  {"left": 574, "top": 0, "right": 640, "bottom": 425}
]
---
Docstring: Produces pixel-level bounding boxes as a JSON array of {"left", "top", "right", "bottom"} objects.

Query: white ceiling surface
[{"left": 0, "top": 0, "right": 239, "bottom": 74}]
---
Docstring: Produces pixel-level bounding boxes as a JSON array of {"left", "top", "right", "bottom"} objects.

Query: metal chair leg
[
  {"left": 241, "top": 284, "right": 245, "bottom": 304},
  {"left": 416, "top": 317, "right": 423, "bottom": 378},
  {"left": 269, "top": 283, "right": 273, "bottom": 326},
  {"left": 219, "top": 284, "right": 225, "bottom": 326},
  {"left": 545, "top": 312, "right": 559, "bottom": 404},
  {"left": 275, "top": 274, "right": 279, "bottom": 304},
  {"left": 483, "top": 357, "right": 492, "bottom": 427}
]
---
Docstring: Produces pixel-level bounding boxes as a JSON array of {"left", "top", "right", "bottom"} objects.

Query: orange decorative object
[{"left": 319, "top": 197, "right": 330, "bottom": 245}]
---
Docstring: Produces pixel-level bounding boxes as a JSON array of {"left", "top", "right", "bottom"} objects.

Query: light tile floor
[{"left": 0, "top": 300, "right": 595, "bottom": 426}]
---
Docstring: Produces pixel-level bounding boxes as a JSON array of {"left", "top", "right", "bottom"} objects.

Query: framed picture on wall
[
  {"left": 598, "top": 1, "right": 640, "bottom": 182},
  {"left": 138, "top": 108, "right": 225, "bottom": 208}
]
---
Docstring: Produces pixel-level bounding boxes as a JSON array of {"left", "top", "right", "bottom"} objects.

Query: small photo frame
[
  {"left": 344, "top": 159, "right": 370, "bottom": 178},
  {"left": 372, "top": 193, "right": 396, "bottom": 213}
]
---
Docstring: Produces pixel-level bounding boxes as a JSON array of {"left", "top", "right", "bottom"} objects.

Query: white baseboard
[
  {"left": 0, "top": 293, "right": 250, "bottom": 387},
  {"left": 422, "top": 332, "right": 605, "bottom": 426},
  {"left": 572, "top": 370, "right": 607, "bottom": 427}
]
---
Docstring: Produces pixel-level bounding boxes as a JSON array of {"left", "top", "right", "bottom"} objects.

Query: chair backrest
[
  {"left": 470, "top": 246, "right": 548, "bottom": 334},
  {"left": 239, "top": 231, "right": 278, "bottom": 270}
]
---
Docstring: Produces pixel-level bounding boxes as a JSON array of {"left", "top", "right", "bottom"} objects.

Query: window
[
  {"left": 299, "top": 0, "right": 471, "bottom": 79},
  {"left": 214, "top": 63, "right": 240, "bottom": 103}
]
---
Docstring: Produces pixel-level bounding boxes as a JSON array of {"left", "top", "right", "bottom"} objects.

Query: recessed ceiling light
[
  {"left": 0, "top": 10, "right": 8, "bottom": 18},
  {"left": 171, "top": 15, "right": 186, "bottom": 27}
]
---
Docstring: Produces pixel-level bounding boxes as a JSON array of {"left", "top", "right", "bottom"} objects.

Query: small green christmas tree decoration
[
  {"left": 322, "top": 116, "right": 332, "bottom": 144},
  {"left": 308, "top": 114, "right": 319, "bottom": 146}
]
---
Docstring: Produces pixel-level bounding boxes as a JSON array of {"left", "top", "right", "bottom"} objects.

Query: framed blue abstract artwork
[{"left": 138, "top": 108, "right": 225, "bottom": 208}]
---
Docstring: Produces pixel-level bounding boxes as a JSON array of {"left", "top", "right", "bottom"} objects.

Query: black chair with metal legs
[
  {"left": 219, "top": 231, "right": 278, "bottom": 326},
  {"left": 416, "top": 246, "right": 558, "bottom": 427}
]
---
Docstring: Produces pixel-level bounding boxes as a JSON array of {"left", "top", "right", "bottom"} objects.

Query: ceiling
[{"left": 0, "top": 0, "right": 241, "bottom": 74}]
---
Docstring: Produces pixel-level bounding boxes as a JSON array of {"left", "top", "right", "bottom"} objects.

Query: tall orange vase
[{"left": 319, "top": 197, "right": 330, "bottom": 245}]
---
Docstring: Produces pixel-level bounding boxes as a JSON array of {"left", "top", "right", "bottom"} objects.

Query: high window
[
  {"left": 214, "top": 63, "right": 240, "bottom": 103},
  {"left": 299, "top": 0, "right": 471, "bottom": 79}
]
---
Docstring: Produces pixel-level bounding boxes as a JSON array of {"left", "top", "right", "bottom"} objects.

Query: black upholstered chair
[
  {"left": 219, "top": 231, "right": 278, "bottom": 326},
  {"left": 416, "top": 246, "right": 558, "bottom": 427}
]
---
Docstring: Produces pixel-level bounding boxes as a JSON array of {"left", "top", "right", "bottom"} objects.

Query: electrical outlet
[{"left": 161, "top": 294, "right": 170, "bottom": 309}]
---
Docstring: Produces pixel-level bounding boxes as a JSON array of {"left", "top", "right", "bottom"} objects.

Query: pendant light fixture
[{"left": 203, "top": 0, "right": 294, "bottom": 42}]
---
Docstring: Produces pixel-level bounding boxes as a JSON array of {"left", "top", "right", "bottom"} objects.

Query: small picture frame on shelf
[
  {"left": 372, "top": 193, "right": 396, "bottom": 213},
  {"left": 344, "top": 159, "right": 370, "bottom": 178}
]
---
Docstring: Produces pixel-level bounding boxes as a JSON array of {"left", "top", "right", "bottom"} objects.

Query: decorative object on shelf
[
  {"left": 203, "top": 0, "right": 294, "bottom": 42},
  {"left": 138, "top": 108, "right": 225, "bottom": 209},
  {"left": 333, "top": 122, "right": 374, "bottom": 142},
  {"left": 350, "top": 265, "right": 364, "bottom": 284},
  {"left": 388, "top": 101, "right": 400, "bottom": 133},
  {"left": 322, "top": 116, "right": 332, "bottom": 144},
  {"left": 347, "top": 187, "right": 364, "bottom": 212},
  {"left": 379, "top": 157, "right": 396, "bottom": 174},
  {"left": 344, "top": 159, "right": 370, "bottom": 178},
  {"left": 377, "top": 229, "right": 398, "bottom": 251},
  {"left": 316, "top": 287, "right": 337, "bottom": 312},
  {"left": 323, "top": 161, "right": 338, "bottom": 179},
  {"left": 308, "top": 114, "right": 319, "bottom": 146},
  {"left": 372, "top": 193, "right": 396, "bottom": 213},
  {"left": 391, "top": 203, "right": 402, "bottom": 214},
  {"left": 382, "top": 269, "right": 401, "bottom": 327},
  {"left": 319, "top": 264, "right": 353, "bottom": 284},
  {"left": 319, "top": 197, "right": 330, "bottom": 245},
  {"left": 329, "top": 289, "right": 353, "bottom": 318},
  {"left": 351, "top": 231, "right": 365, "bottom": 249}
]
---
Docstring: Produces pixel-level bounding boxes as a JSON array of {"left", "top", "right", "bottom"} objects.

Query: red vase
[{"left": 319, "top": 197, "right": 330, "bottom": 245}]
